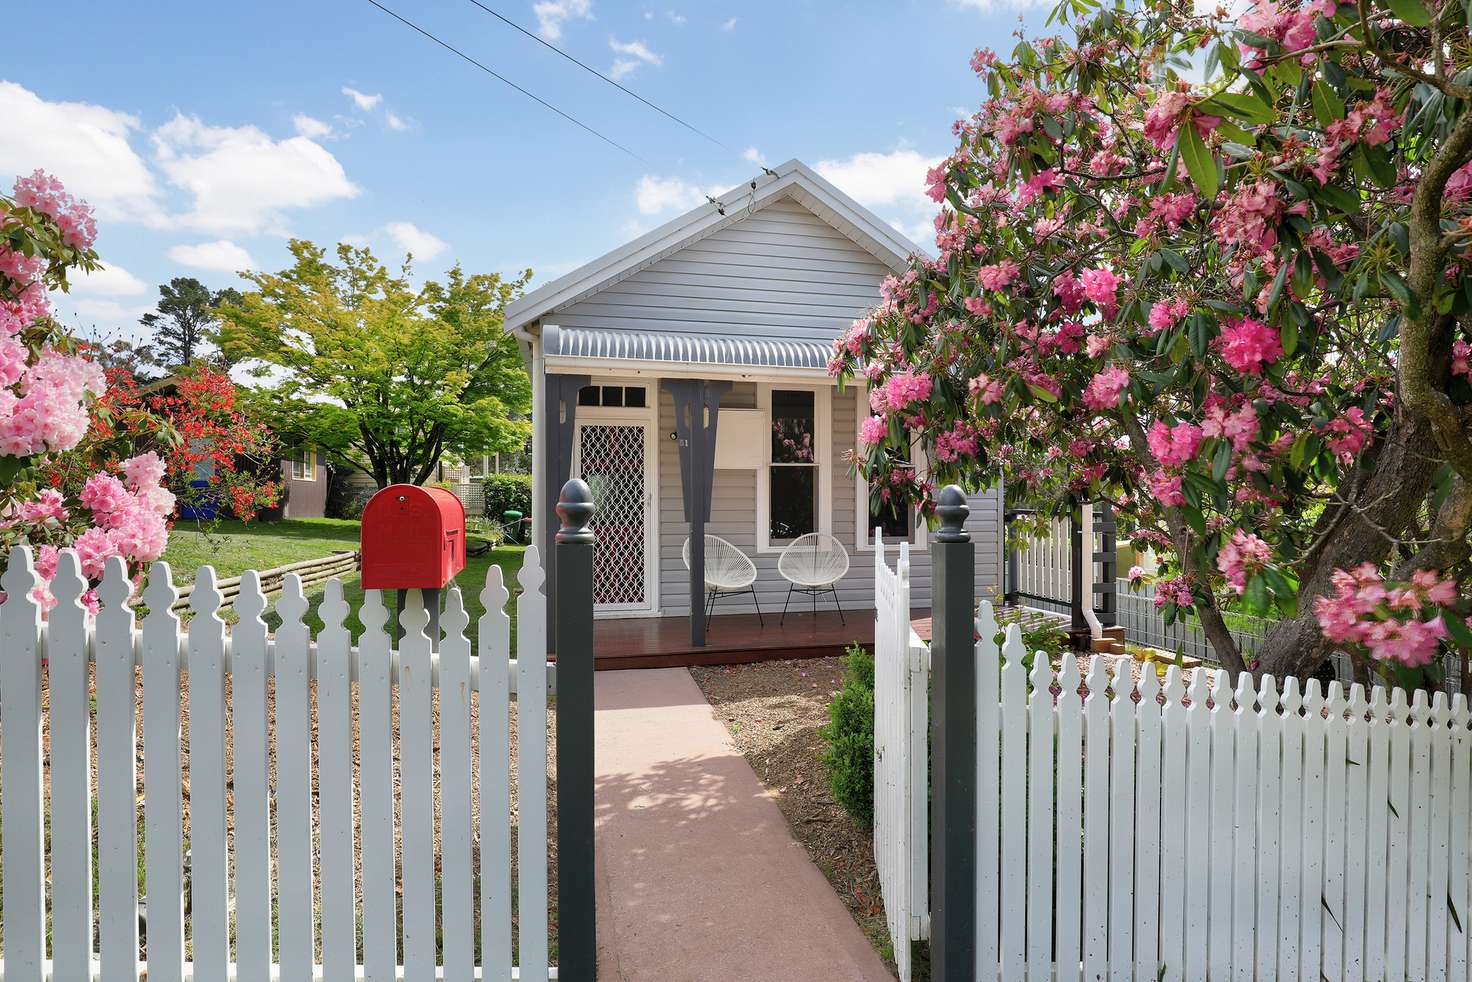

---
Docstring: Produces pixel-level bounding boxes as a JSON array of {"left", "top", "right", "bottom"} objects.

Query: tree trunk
[{"left": 1252, "top": 414, "right": 1442, "bottom": 679}]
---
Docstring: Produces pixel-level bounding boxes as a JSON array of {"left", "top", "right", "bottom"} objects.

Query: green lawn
[{"left": 159, "top": 517, "right": 526, "bottom": 648}]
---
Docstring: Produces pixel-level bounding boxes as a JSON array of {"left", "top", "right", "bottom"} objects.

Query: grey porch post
[
  {"left": 662, "top": 379, "right": 731, "bottom": 647},
  {"left": 554, "top": 479, "right": 597, "bottom": 979},
  {"left": 542, "top": 373, "right": 590, "bottom": 653},
  {"left": 931, "top": 486, "right": 977, "bottom": 980}
]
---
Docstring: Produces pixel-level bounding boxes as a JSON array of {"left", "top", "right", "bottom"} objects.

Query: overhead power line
[
  {"left": 364, "top": 0, "right": 647, "bottom": 163},
  {"left": 461, "top": 0, "right": 731, "bottom": 152}
]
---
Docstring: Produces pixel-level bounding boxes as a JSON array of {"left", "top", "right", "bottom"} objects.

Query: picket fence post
[
  {"left": 556, "top": 477, "right": 599, "bottom": 980},
  {"left": 930, "top": 485, "right": 977, "bottom": 981}
]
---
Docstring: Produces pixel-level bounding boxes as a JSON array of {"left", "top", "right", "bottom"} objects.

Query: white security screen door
[{"left": 572, "top": 421, "right": 653, "bottom": 611}]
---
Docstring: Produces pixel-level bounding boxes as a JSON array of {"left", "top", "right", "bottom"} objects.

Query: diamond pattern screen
[{"left": 577, "top": 423, "right": 647, "bottom": 607}]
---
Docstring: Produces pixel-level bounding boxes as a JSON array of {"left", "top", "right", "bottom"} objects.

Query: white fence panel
[
  {"left": 871, "top": 591, "right": 1472, "bottom": 981},
  {"left": 872, "top": 534, "right": 929, "bottom": 982},
  {"left": 0, "top": 545, "right": 558, "bottom": 981}
]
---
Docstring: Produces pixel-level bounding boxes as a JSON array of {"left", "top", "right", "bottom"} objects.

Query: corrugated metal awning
[{"left": 544, "top": 326, "right": 831, "bottom": 370}]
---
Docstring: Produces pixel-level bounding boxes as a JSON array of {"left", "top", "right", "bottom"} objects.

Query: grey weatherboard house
[{"left": 503, "top": 159, "right": 1003, "bottom": 648}]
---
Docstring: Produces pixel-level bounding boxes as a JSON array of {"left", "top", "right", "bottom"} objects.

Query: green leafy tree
[
  {"left": 139, "top": 276, "right": 241, "bottom": 367},
  {"left": 218, "top": 240, "right": 532, "bottom": 488}
]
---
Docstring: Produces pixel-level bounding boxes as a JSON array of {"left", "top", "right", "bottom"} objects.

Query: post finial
[
  {"left": 556, "top": 478, "right": 596, "bottom": 544},
  {"left": 935, "top": 485, "right": 970, "bottom": 542}
]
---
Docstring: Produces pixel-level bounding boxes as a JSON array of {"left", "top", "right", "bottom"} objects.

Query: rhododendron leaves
[
  {"left": 1203, "top": 91, "right": 1276, "bottom": 126},
  {"left": 1181, "top": 124, "right": 1217, "bottom": 197},
  {"left": 1382, "top": 0, "right": 1432, "bottom": 27}
]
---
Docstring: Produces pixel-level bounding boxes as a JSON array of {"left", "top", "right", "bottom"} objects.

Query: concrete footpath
[{"left": 593, "top": 668, "right": 894, "bottom": 982}]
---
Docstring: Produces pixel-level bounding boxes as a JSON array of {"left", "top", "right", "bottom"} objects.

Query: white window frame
[
  {"left": 755, "top": 382, "right": 831, "bottom": 554},
  {"left": 853, "top": 386, "right": 928, "bottom": 553},
  {"left": 290, "top": 445, "right": 317, "bottom": 482}
]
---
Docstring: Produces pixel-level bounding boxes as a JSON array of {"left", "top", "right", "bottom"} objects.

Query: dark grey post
[
  {"left": 1095, "top": 502, "right": 1118, "bottom": 628},
  {"left": 930, "top": 485, "right": 976, "bottom": 981},
  {"left": 543, "top": 373, "right": 591, "bottom": 654},
  {"left": 554, "top": 479, "right": 597, "bottom": 979},
  {"left": 663, "top": 379, "right": 731, "bottom": 647},
  {"left": 1003, "top": 509, "right": 1020, "bottom": 607}
]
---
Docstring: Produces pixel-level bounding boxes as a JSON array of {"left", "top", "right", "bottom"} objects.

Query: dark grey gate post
[
  {"left": 554, "top": 479, "right": 597, "bottom": 979},
  {"left": 930, "top": 485, "right": 977, "bottom": 980}
]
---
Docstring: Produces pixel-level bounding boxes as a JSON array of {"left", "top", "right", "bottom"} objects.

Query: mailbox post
[{"left": 361, "top": 485, "right": 467, "bottom": 649}]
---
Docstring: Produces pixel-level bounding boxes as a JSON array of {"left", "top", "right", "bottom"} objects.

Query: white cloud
[
  {"left": 385, "top": 111, "right": 409, "bottom": 132},
  {"left": 667, "top": 10, "right": 686, "bottom": 24},
  {"left": 609, "top": 37, "right": 662, "bottom": 80},
  {"left": 71, "top": 262, "right": 149, "bottom": 297},
  {"left": 62, "top": 298, "right": 155, "bottom": 325},
  {"left": 168, "top": 240, "right": 255, "bottom": 273},
  {"left": 533, "top": 0, "right": 591, "bottom": 40},
  {"left": 634, "top": 175, "right": 724, "bottom": 215},
  {"left": 0, "top": 81, "right": 164, "bottom": 225},
  {"left": 721, "top": 16, "right": 738, "bottom": 29},
  {"left": 814, "top": 148, "right": 941, "bottom": 211},
  {"left": 152, "top": 113, "right": 359, "bottom": 235},
  {"left": 384, "top": 221, "right": 448, "bottom": 261},
  {"left": 292, "top": 114, "right": 334, "bottom": 140},
  {"left": 742, "top": 146, "right": 765, "bottom": 165},
  {"left": 342, "top": 86, "right": 382, "bottom": 111}
]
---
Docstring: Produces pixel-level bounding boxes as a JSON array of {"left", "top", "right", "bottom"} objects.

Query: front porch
[{"left": 586, "top": 608, "right": 935, "bottom": 670}]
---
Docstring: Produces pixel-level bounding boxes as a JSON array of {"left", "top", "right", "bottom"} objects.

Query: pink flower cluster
[
  {"left": 0, "top": 349, "right": 106, "bottom": 455},
  {"left": 969, "top": 372, "right": 1003, "bottom": 404},
  {"left": 1322, "top": 406, "right": 1370, "bottom": 461},
  {"left": 871, "top": 369, "right": 934, "bottom": 412},
  {"left": 1314, "top": 565, "right": 1456, "bottom": 667},
  {"left": 1153, "top": 576, "right": 1194, "bottom": 610},
  {"left": 1215, "top": 528, "right": 1271, "bottom": 594},
  {"left": 1147, "top": 419, "right": 1204, "bottom": 467},
  {"left": 72, "top": 454, "right": 174, "bottom": 575},
  {"left": 11, "top": 170, "right": 97, "bottom": 250},
  {"left": 1079, "top": 267, "right": 1120, "bottom": 313},
  {"left": 977, "top": 260, "right": 1020, "bottom": 291},
  {"left": 859, "top": 415, "right": 888, "bottom": 446},
  {"left": 1217, "top": 317, "right": 1284, "bottom": 375},
  {"left": 1147, "top": 297, "right": 1189, "bottom": 334},
  {"left": 1082, "top": 365, "right": 1129, "bottom": 410},
  {"left": 1212, "top": 181, "right": 1285, "bottom": 261}
]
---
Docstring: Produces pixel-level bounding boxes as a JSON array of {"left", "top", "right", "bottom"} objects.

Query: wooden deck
[{"left": 589, "top": 608, "right": 933, "bottom": 670}]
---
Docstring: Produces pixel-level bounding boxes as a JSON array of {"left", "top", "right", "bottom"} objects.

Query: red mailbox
[{"left": 360, "top": 484, "right": 467, "bottom": 590}]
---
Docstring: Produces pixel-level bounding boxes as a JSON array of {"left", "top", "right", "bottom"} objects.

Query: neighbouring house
[
  {"left": 279, "top": 443, "right": 328, "bottom": 518},
  {"left": 504, "top": 159, "right": 1004, "bottom": 650}
]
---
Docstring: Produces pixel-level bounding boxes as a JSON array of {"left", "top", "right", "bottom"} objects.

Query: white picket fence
[
  {"left": 872, "top": 536, "right": 929, "bottom": 982},
  {"left": 0, "top": 544, "right": 558, "bottom": 981},
  {"left": 873, "top": 559, "right": 1472, "bottom": 981}
]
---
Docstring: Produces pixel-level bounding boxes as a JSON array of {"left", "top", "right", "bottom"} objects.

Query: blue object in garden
[{"left": 178, "top": 479, "right": 219, "bottom": 520}]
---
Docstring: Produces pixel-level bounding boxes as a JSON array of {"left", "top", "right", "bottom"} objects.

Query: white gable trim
[{"left": 505, "top": 159, "right": 925, "bottom": 334}]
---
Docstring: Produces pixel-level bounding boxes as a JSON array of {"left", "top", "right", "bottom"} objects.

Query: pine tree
[{"left": 139, "top": 277, "right": 241, "bottom": 367}]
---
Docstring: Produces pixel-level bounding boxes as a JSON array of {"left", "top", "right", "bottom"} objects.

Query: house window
[
  {"left": 579, "top": 384, "right": 647, "bottom": 409},
  {"left": 290, "top": 446, "right": 317, "bottom": 481},
  {"left": 870, "top": 496, "right": 913, "bottom": 542},
  {"left": 768, "top": 390, "right": 818, "bottom": 542}
]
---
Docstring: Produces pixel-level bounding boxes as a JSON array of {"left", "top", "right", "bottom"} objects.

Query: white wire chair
[
  {"left": 682, "top": 534, "right": 763, "bottom": 625},
  {"left": 776, "top": 532, "right": 851, "bottom": 624}
]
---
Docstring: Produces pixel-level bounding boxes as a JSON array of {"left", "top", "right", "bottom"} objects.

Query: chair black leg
[
  {"left": 831, "top": 586, "right": 844, "bottom": 625},
  {"left": 750, "top": 586, "right": 764, "bottom": 627},
  {"left": 781, "top": 584, "right": 794, "bottom": 625}
]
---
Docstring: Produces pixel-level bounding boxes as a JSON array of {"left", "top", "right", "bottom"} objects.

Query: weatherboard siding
[
  {"left": 552, "top": 198, "right": 892, "bottom": 344},
  {"left": 653, "top": 386, "right": 1002, "bottom": 619}
]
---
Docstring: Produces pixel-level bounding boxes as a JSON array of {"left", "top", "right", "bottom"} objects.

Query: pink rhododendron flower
[
  {"left": 1153, "top": 576, "right": 1194, "bottom": 610},
  {"left": 1148, "top": 471, "right": 1186, "bottom": 506},
  {"left": 1082, "top": 365, "right": 1129, "bottom": 410},
  {"left": 121, "top": 452, "right": 167, "bottom": 490},
  {"left": 969, "top": 372, "right": 1003, "bottom": 404},
  {"left": 1314, "top": 563, "right": 1458, "bottom": 667},
  {"left": 977, "top": 260, "right": 1020, "bottom": 291},
  {"left": 1127, "top": 565, "right": 1146, "bottom": 582},
  {"left": 1216, "top": 529, "right": 1272, "bottom": 594},
  {"left": 17, "top": 489, "right": 67, "bottom": 525},
  {"left": 1147, "top": 297, "right": 1189, "bottom": 335},
  {"left": 1147, "top": 419, "right": 1204, "bottom": 467},
  {"left": 1079, "top": 267, "right": 1120, "bottom": 309},
  {"left": 1217, "top": 317, "right": 1284, "bottom": 375},
  {"left": 859, "top": 415, "right": 888, "bottom": 446},
  {"left": 880, "top": 369, "right": 934, "bottom": 410},
  {"left": 1323, "top": 407, "right": 1371, "bottom": 460}
]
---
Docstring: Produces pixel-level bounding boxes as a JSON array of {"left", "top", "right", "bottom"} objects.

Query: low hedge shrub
[{"left": 819, "top": 643, "right": 876, "bottom": 827}]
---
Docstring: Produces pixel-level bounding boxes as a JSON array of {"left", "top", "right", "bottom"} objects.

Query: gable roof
[{"left": 504, "top": 158, "right": 925, "bottom": 334}]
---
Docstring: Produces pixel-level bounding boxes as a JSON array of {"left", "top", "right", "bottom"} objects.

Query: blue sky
[{"left": 5, "top": 0, "right": 1044, "bottom": 339}]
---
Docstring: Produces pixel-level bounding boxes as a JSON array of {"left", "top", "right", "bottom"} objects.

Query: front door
[{"left": 572, "top": 420, "right": 655, "bottom": 612}]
